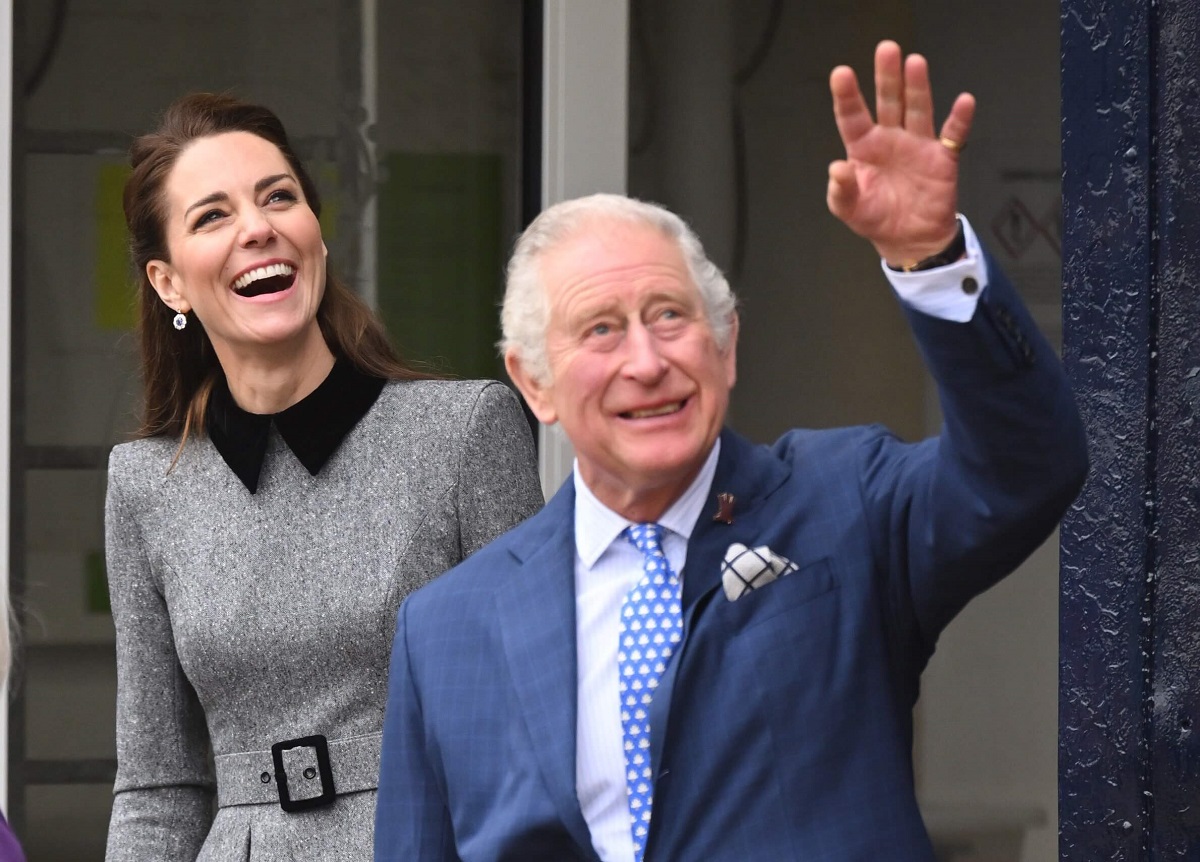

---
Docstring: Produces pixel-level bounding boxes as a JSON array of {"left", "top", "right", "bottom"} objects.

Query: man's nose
[{"left": 621, "top": 322, "right": 669, "bottom": 382}]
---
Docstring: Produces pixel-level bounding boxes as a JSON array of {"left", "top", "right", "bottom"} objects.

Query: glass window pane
[
  {"left": 12, "top": 3, "right": 531, "bottom": 847},
  {"left": 24, "top": 470, "right": 110, "bottom": 647},
  {"left": 23, "top": 155, "right": 139, "bottom": 448},
  {"left": 25, "top": 645, "right": 116, "bottom": 762},
  {"left": 22, "top": 785, "right": 112, "bottom": 862}
]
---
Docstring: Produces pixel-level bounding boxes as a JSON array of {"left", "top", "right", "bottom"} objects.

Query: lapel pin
[{"left": 713, "top": 492, "right": 735, "bottom": 525}]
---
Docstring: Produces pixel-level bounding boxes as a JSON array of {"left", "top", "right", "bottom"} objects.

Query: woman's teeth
[{"left": 233, "top": 263, "right": 295, "bottom": 291}]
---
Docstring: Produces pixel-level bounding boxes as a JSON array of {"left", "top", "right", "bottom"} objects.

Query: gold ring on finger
[{"left": 939, "top": 136, "right": 966, "bottom": 154}]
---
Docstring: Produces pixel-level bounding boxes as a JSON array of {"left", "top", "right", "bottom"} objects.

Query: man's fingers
[
  {"left": 874, "top": 40, "right": 903, "bottom": 127},
  {"left": 830, "top": 65, "right": 874, "bottom": 148},
  {"left": 826, "top": 160, "right": 859, "bottom": 219},
  {"left": 902, "top": 54, "right": 936, "bottom": 138},
  {"left": 938, "top": 92, "right": 976, "bottom": 153}
]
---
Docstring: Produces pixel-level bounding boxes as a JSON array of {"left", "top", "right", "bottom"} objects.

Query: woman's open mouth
[{"left": 232, "top": 263, "right": 297, "bottom": 297}]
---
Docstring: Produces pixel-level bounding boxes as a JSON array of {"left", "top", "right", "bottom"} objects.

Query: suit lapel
[
  {"left": 682, "top": 429, "right": 792, "bottom": 608},
  {"left": 494, "top": 481, "right": 598, "bottom": 858},
  {"left": 492, "top": 433, "right": 793, "bottom": 852},
  {"left": 650, "top": 429, "right": 792, "bottom": 774}
]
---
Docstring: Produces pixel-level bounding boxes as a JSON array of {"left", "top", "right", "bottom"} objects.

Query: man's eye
[
  {"left": 590, "top": 323, "right": 612, "bottom": 336},
  {"left": 654, "top": 307, "right": 688, "bottom": 325}
]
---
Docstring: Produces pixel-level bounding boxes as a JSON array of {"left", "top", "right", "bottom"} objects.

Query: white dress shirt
[
  {"left": 573, "top": 217, "right": 987, "bottom": 861},
  {"left": 884, "top": 215, "right": 989, "bottom": 322},
  {"left": 574, "top": 442, "right": 720, "bottom": 862}
]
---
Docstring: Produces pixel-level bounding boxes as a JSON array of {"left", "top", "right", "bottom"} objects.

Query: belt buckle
[{"left": 271, "top": 734, "right": 336, "bottom": 812}]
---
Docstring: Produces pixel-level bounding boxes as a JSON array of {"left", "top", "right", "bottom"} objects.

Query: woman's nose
[{"left": 238, "top": 209, "right": 276, "bottom": 246}]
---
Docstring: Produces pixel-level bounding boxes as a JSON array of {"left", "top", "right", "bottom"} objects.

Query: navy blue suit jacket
[{"left": 375, "top": 258, "right": 1088, "bottom": 861}]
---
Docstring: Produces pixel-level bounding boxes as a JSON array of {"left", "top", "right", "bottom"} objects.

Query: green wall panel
[{"left": 376, "top": 152, "right": 505, "bottom": 379}]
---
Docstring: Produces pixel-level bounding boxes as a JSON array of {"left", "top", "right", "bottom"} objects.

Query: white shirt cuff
[{"left": 881, "top": 215, "right": 988, "bottom": 323}]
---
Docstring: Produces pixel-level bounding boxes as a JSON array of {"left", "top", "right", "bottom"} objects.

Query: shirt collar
[
  {"left": 206, "top": 359, "right": 386, "bottom": 494},
  {"left": 573, "top": 439, "right": 722, "bottom": 568}
]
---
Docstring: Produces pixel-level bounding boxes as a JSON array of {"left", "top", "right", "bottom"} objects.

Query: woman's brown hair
[{"left": 125, "top": 92, "right": 432, "bottom": 442}]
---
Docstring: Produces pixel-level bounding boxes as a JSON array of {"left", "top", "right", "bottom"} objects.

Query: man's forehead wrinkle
[
  {"left": 556, "top": 274, "right": 699, "bottom": 327},
  {"left": 555, "top": 258, "right": 688, "bottom": 288},
  {"left": 552, "top": 262, "right": 694, "bottom": 304}
]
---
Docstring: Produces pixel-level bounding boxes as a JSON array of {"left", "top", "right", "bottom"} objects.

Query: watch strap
[{"left": 887, "top": 218, "right": 966, "bottom": 273}]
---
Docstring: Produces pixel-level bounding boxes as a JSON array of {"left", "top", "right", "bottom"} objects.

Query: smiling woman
[
  {"left": 144, "top": 131, "right": 333, "bottom": 399},
  {"left": 103, "top": 94, "right": 544, "bottom": 862}
]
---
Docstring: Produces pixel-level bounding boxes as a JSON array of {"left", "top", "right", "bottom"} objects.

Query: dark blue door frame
[{"left": 1060, "top": 1, "right": 1200, "bottom": 858}]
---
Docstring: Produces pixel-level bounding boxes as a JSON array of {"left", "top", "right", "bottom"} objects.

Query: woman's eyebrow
[
  {"left": 184, "top": 191, "right": 227, "bottom": 220},
  {"left": 255, "top": 172, "right": 294, "bottom": 192},
  {"left": 183, "top": 174, "right": 295, "bottom": 220}
]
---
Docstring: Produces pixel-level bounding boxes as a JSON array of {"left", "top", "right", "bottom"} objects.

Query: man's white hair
[{"left": 500, "top": 193, "right": 738, "bottom": 384}]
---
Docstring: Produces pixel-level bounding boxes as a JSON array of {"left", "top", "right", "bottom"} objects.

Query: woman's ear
[{"left": 145, "top": 260, "right": 188, "bottom": 313}]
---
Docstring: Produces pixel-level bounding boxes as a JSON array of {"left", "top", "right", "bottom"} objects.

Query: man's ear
[
  {"left": 505, "top": 349, "right": 557, "bottom": 426},
  {"left": 723, "top": 312, "right": 739, "bottom": 389},
  {"left": 145, "top": 260, "right": 188, "bottom": 313}
]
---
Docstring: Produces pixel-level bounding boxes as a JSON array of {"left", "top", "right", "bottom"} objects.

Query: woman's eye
[
  {"left": 192, "top": 209, "right": 224, "bottom": 229},
  {"left": 266, "top": 188, "right": 297, "bottom": 205}
]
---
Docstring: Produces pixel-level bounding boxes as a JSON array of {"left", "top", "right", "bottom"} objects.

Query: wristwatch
[{"left": 887, "top": 218, "right": 966, "bottom": 272}]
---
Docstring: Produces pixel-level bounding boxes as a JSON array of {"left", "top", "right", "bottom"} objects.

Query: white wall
[{"left": 536, "top": 1, "right": 630, "bottom": 498}]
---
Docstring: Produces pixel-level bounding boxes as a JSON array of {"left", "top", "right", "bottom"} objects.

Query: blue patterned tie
[{"left": 618, "top": 523, "right": 683, "bottom": 861}]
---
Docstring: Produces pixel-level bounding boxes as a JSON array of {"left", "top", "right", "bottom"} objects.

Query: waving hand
[{"left": 827, "top": 40, "right": 976, "bottom": 268}]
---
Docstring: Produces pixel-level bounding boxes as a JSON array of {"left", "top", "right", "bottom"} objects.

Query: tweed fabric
[{"left": 104, "top": 379, "right": 543, "bottom": 862}]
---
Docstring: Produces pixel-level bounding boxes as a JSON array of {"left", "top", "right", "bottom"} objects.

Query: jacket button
[
  {"left": 961, "top": 276, "right": 979, "bottom": 295},
  {"left": 260, "top": 772, "right": 271, "bottom": 784},
  {"left": 304, "top": 767, "right": 317, "bottom": 780}
]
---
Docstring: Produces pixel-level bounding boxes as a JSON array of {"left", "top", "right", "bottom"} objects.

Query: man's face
[{"left": 507, "top": 218, "right": 737, "bottom": 519}]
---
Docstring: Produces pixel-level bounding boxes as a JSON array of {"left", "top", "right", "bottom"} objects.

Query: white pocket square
[{"left": 721, "top": 543, "right": 799, "bottom": 601}]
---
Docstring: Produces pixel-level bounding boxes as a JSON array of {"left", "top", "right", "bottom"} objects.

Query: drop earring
[{"left": 173, "top": 310, "right": 188, "bottom": 331}]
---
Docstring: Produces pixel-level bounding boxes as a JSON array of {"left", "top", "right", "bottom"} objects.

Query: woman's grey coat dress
[{"left": 104, "top": 378, "right": 544, "bottom": 861}]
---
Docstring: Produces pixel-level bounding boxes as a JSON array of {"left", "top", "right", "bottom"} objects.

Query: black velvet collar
[{"left": 206, "top": 360, "right": 386, "bottom": 494}]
